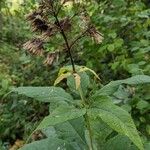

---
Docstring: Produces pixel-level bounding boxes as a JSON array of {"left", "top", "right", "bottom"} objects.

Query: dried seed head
[
  {"left": 31, "top": 17, "right": 48, "bottom": 32},
  {"left": 26, "top": 10, "right": 48, "bottom": 33},
  {"left": 56, "top": 17, "right": 71, "bottom": 32},
  {"left": 80, "top": 12, "right": 91, "bottom": 27},
  {"left": 88, "top": 26, "right": 103, "bottom": 44},
  {"left": 43, "top": 51, "right": 59, "bottom": 66},
  {"left": 25, "top": 7, "right": 45, "bottom": 21},
  {"left": 26, "top": 11, "right": 40, "bottom": 22},
  {"left": 40, "top": 25, "right": 58, "bottom": 40},
  {"left": 23, "top": 38, "right": 44, "bottom": 56}
]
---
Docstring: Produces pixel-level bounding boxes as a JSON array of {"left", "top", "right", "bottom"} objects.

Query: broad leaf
[
  {"left": 90, "top": 118, "right": 113, "bottom": 146},
  {"left": 54, "top": 118, "right": 87, "bottom": 149},
  {"left": 95, "top": 75, "right": 150, "bottom": 96},
  {"left": 88, "top": 95, "right": 144, "bottom": 150},
  {"left": 36, "top": 106, "right": 86, "bottom": 130},
  {"left": 12, "top": 86, "right": 73, "bottom": 103},
  {"left": 103, "top": 134, "right": 138, "bottom": 150},
  {"left": 19, "top": 137, "right": 76, "bottom": 150},
  {"left": 41, "top": 118, "right": 87, "bottom": 149}
]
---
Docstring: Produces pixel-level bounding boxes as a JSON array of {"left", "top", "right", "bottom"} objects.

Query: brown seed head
[
  {"left": 40, "top": 25, "right": 58, "bottom": 40},
  {"left": 88, "top": 26, "right": 103, "bottom": 44},
  {"left": 23, "top": 38, "right": 44, "bottom": 56},
  {"left": 43, "top": 51, "right": 59, "bottom": 66},
  {"left": 56, "top": 17, "right": 72, "bottom": 32}
]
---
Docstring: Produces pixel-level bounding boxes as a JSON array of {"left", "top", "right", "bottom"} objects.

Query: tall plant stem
[
  {"left": 51, "top": 5, "right": 76, "bottom": 72},
  {"left": 78, "top": 87, "right": 94, "bottom": 150}
]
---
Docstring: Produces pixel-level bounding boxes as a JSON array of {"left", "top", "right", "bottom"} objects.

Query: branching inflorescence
[{"left": 23, "top": 0, "right": 103, "bottom": 72}]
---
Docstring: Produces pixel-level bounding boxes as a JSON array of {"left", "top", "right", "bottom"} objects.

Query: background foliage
[{"left": 0, "top": 0, "right": 150, "bottom": 149}]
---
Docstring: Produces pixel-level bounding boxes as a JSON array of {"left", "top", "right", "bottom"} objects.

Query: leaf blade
[
  {"left": 96, "top": 75, "right": 150, "bottom": 96},
  {"left": 12, "top": 86, "right": 73, "bottom": 103},
  {"left": 37, "top": 106, "right": 86, "bottom": 130},
  {"left": 88, "top": 96, "right": 144, "bottom": 150}
]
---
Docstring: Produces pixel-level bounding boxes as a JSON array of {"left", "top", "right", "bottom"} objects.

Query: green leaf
[
  {"left": 67, "top": 72, "right": 90, "bottom": 95},
  {"left": 19, "top": 137, "right": 75, "bottom": 150},
  {"left": 12, "top": 86, "right": 73, "bottom": 103},
  {"left": 88, "top": 95, "right": 144, "bottom": 150},
  {"left": 54, "top": 118, "right": 87, "bottom": 149},
  {"left": 112, "top": 0, "right": 126, "bottom": 7},
  {"left": 79, "top": 66, "right": 100, "bottom": 80},
  {"left": 90, "top": 118, "right": 113, "bottom": 146},
  {"left": 58, "top": 65, "right": 100, "bottom": 80},
  {"left": 41, "top": 118, "right": 87, "bottom": 149},
  {"left": 36, "top": 106, "right": 86, "bottom": 130},
  {"left": 145, "top": 142, "right": 150, "bottom": 150},
  {"left": 103, "top": 134, "right": 137, "bottom": 150},
  {"left": 107, "top": 44, "right": 115, "bottom": 52},
  {"left": 95, "top": 75, "right": 150, "bottom": 96},
  {"left": 136, "top": 100, "right": 149, "bottom": 110}
]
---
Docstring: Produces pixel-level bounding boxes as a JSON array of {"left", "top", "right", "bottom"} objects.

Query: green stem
[{"left": 78, "top": 87, "right": 94, "bottom": 150}]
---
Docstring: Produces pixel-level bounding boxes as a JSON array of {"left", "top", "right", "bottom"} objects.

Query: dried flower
[
  {"left": 43, "top": 51, "right": 59, "bottom": 66},
  {"left": 56, "top": 17, "right": 71, "bottom": 32},
  {"left": 26, "top": 10, "right": 48, "bottom": 32},
  {"left": 26, "top": 11, "right": 40, "bottom": 22},
  {"left": 23, "top": 0, "right": 103, "bottom": 69},
  {"left": 23, "top": 38, "right": 44, "bottom": 56},
  {"left": 40, "top": 25, "right": 58, "bottom": 40},
  {"left": 80, "top": 11, "right": 91, "bottom": 27},
  {"left": 88, "top": 26, "right": 103, "bottom": 44},
  {"left": 31, "top": 17, "right": 48, "bottom": 32}
]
